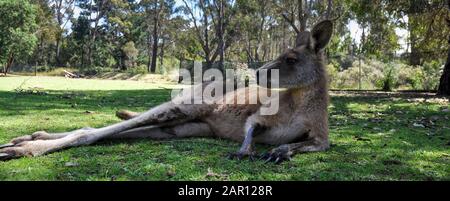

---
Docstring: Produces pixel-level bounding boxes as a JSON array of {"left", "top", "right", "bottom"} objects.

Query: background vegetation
[{"left": 0, "top": 0, "right": 449, "bottom": 93}]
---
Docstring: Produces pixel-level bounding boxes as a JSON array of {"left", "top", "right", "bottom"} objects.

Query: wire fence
[
  {"left": 178, "top": 60, "right": 267, "bottom": 84},
  {"left": 178, "top": 55, "right": 444, "bottom": 91}
]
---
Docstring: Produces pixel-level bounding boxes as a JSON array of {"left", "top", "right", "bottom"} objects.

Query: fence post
[{"left": 358, "top": 55, "right": 362, "bottom": 90}]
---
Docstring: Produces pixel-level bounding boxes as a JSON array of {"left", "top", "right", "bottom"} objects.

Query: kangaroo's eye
[{"left": 286, "top": 57, "right": 298, "bottom": 65}]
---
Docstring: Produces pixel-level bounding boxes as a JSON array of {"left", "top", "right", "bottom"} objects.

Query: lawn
[{"left": 0, "top": 76, "right": 449, "bottom": 181}]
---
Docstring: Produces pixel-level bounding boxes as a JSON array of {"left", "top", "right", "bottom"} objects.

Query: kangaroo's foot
[
  {"left": 259, "top": 144, "right": 292, "bottom": 164},
  {"left": 0, "top": 131, "right": 55, "bottom": 152},
  {"left": 0, "top": 139, "right": 60, "bottom": 160},
  {"left": 7, "top": 131, "right": 52, "bottom": 145},
  {"left": 260, "top": 139, "right": 329, "bottom": 164},
  {"left": 0, "top": 127, "right": 99, "bottom": 161},
  {"left": 227, "top": 151, "right": 258, "bottom": 161}
]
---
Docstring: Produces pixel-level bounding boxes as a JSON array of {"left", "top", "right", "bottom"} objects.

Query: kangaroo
[{"left": 0, "top": 20, "right": 333, "bottom": 164}]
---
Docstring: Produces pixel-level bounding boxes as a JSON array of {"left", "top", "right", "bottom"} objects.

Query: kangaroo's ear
[{"left": 311, "top": 20, "right": 333, "bottom": 52}]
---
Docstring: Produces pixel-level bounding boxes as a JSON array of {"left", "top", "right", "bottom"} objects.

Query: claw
[
  {"left": 0, "top": 143, "right": 14, "bottom": 149},
  {"left": 274, "top": 157, "right": 281, "bottom": 164},
  {"left": 264, "top": 156, "right": 273, "bottom": 163},
  {"left": 259, "top": 153, "right": 269, "bottom": 160},
  {"left": 260, "top": 150, "right": 291, "bottom": 164},
  {"left": 227, "top": 152, "right": 241, "bottom": 160},
  {"left": 0, "top": 153, "right": 12, "bottom": 160}
]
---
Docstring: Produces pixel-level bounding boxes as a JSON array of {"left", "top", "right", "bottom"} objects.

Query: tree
[
  {"left": 31, "top": 0, "right": 59, "bottom": 70},
  {"left": 236, "top": 0, "right": 276, "bottom": 62},
  {"left": 69, "top": 15, "right": 90, "bottom": 68},
  {"left": 105, "top": 0, "right": 137, "bottom": 70},
  {"left": 385, "top": 0, "right": 448, "bottom": 65},
  {"left": 139, "top": 0, "right": 177, "bottom": 73},
  {"left": 52, "top": 0, "right": 75, "bottom": 66},
  {"left": 181, "top": 0, "right": 239, "bottom": 68},
  {"left": 0, "top": 0, "right": 38, "bottom": 75},
  {"left": 76, "top": 0, "right": 110, "bottom": 67}
]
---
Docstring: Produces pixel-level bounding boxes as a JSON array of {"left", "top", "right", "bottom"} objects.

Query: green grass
[{"left": 0, "top": 76, "right": 449, "bottom": 181}]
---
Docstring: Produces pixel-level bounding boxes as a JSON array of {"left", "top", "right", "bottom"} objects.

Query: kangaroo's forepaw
[
  {"left": 260, "top": 145, "right": 292, "bottom": 164},
  {"left": 227, "top": 151, "right": 257, "bottom": 161}
]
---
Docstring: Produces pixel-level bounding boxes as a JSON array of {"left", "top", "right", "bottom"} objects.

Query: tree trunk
[
  {"left": 437, "top": 49, "right": 450, "bottom": 96},
  {"left": 147, "top": 30, "right": 152, "bottom": 72},
  {"left": 160, "top": 37, "right": 165, "bottom": 67},
  {"left": 55, "top": 37, "right": 61, "bottom": 66},
  {"left": 54, "top": 0, "right": 64, "bottom": 67},
  {"left": 80, "top": 45, "right": 85, "bottom": 69},
  {"left": 409, "top": 15, "right": 421, "bottom": 66},
  {"left": 150, "top": 18, "right": 159, "bottom": 73},
  {"left": 5, "top": 53, "right": 15, "bottom": 75},
  {"left": 437, "top": 16, "right": 450, "bottom": 96},
  {"left": 218, "top": 0, "right": 225, "bottom": 70},
  {"left": 150, "top": 0, "right": 164, "bottom": 73},
  {"left": 298, "top": 0, "right": 309, "bottom": 32},
  {"left": 325, "top": 0, "right": 332, "bottom": 19}
]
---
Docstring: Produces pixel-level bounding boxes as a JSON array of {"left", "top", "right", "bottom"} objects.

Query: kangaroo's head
[{"left": 256, "top": 20, "right": 333, "bottom": 89}]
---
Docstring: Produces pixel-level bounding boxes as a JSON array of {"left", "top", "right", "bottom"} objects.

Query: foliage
[
  {"left": 79, "top": 66, "right": 115, "bottom": 76},
  {"left": 0, "top": 0, "right": 38, "bottom": 68},
  {"left": 125, "top": 65, "right": 148, "bottom": 75},
  {"left": 1, "top": 0, "right": 448, "bottom": 90},
  {"left": 122, "top": 41, "right": 139, "bottom": 69},
  {"left": 330, "top": 58, "right": 444, "bottom": 91}
]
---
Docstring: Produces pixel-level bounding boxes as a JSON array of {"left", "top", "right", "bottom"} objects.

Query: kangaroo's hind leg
[
  {"left": 0, "top": 101, "right": 212, "bottom": 160},
  {"left": 1, "top": 127, "right": 96, "bottom": 146},
  {"left": 107, "top": 122, "right": 213, "bottom": 140},
  {"left": 4, "top": 106, "right": 183, "bottom": 146}
]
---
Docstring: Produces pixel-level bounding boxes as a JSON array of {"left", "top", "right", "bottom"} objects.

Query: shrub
[
  {"left": 376, "top": 62, "right": 398, "bottom": 91},
  {"left": 126, "top": 65, "right": 147, "bottom": 75},
  {"left": 331, "top": 59, "right": 384, "bottom": 89},
  {"left": 420, "top": 61, "right": 442, "bottom": 90},
  {"left": 80, "top": 66, "right": 115, "bottom": 76},
  {"left": 326, "top": 63, "right": 338, "bottom": 87},
  {"left": 328, "top": 58, "right": 444, "bottom": 91},
  {"left": 35, "top": 65, "right": 51, "bottom": 72}
]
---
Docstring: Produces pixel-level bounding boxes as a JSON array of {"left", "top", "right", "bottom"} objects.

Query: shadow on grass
[{"left": 0, "top": 89, "right": 172, "bottom": 115}]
